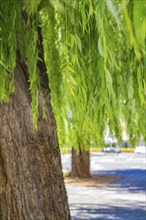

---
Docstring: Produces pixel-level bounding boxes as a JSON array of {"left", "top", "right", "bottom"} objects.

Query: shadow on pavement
[
  {"left": 92, "top": 168, "right": 146, "bottom": 193},
  {"left": 70, "top": 203, "right": 146, "bottom": 220}
]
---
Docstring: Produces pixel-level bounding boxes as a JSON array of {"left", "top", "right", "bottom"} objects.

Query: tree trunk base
[{"left": 71, "top": 147, "right": 91, "bottom": 178}]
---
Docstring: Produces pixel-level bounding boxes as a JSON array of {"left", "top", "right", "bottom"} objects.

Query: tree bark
[
  {"left": 0, "top": 60, "right": 70, "bottom": 219},
  {"left": 71, "top": 147, "right": 91, "bottom": 178}
]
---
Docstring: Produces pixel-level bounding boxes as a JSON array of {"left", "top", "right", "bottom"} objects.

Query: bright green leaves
[
  {"left": 18, "top": 14, "right": 40, "bottom": 130},
  {"left": 0, "top": 0, "right": 40, "bottom": 129},
  {"left": 75, "top": 34, "right": 82, "bottom": 52},
  {"left": 105, "top": 0, "right": 120, "bottom": 26},
  {"left": 137, "top": 65, "right": 146, "bottom": 105},
  {"left": 80, "top": 0, "right": 88, "bottom": 32},
  {"left": 122, "top": 0, "right": 142, "bottom": 60},
  {"left": 23, "top": 0, "right": 42, "bottom": 14},
  {"left": 0, "top": 0, "right": 145, "bottom": 143},
  {"left": 53, "top": 0, "right": 146, "bottom": 148},
  {"left": 98, "top": 36, "right": 104, "bottom": 57},
  {"left": 133, "top": 0, "right": 146, "bottom": 49},
  {"left": 89, "top": 0, "right": 94, "bottom": 16},
  {"left": 104, "top": 67, "right": 114, "bottom": 98},
  {"left": 41, "top": 6, "right": 62, "bottom": 113},
  {"left": 50, "top": 0, "right": 64, "bottom": 13},
  {"left": 0, "top": 63, "right": 15, "bottom": 101},
  {"left": 0, "top": 0, "right": 18, "bottom": 100}
]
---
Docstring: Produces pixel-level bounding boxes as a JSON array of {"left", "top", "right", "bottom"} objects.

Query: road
[{"left": 61, "top": 153, "right": 146, "bottom": 220}]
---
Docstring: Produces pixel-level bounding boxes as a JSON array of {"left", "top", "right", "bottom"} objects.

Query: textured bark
[
  {"left": 71, "top": 147, "right": 91, "bottom": 178},
  {"left": 0, "top": 61, "right": 70, "bottom": 219}
]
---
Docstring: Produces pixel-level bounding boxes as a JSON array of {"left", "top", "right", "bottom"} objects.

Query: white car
[
  {"left": 134, "top": 146, "right": 146, "bottom": 154},
  {"left": 102, "top": 146, "right": 121, "bottom": 153}
]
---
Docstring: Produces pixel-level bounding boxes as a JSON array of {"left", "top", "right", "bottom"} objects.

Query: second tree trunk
[{"left": 71, "top": 147, "right": 91, "bottom": 178}]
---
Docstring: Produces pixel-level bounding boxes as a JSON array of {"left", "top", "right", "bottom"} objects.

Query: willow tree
[
  {"left": 0, "top": 0, "right": 145, "bottom": 219},
  {"left": 53, "top": 0, "right": 146, "bottom": 178},
  {"left": 0, "top": 0, "right": 70, "bottom": 219}
]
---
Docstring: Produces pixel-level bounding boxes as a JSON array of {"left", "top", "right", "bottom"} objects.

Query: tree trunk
[
  {"left": 0, "top": 62, "right": 70, "bottom": 218},
  {"left": 71, "top": 147, "right": 91, "bottom": 178}
]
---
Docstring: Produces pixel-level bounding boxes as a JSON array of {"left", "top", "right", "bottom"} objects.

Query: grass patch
[
  {"left": 61, "top": 147, "right": 134, "bottom": 153},
  {"left": 120, "top": 148, "right": 134, "bottom": 152}
]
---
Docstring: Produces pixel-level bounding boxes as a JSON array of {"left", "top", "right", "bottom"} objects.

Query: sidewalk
[
  {"left": 66, "top": 176, "right": 146, "bottom": 220},
  {"left": 63, "top": 153, "right": 146, "bottom": 220}
]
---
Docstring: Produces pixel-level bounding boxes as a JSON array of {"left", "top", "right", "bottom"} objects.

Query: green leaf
[
  {"left": 98, "top": 36, "right": 104, "bottom": 57},
  {"left": 105, "top": 0, "right": 120, "bottom": 25},
  {"left": 133, "top": 0, "right": 146, "bottom": 47},
  {"left": 137, "top": 65, "right": 145, "bottom": 104},
  {"left": 104, "top": 66, "right": 113, "bottom": 96},
  {"left": 75, "top": 34, "right": 82, "bottom": 52},
  {"left": 89, "top": 0, "right": 94, "bottom": 16}
]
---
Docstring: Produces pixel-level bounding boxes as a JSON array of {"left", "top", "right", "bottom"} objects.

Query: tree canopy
[
  {"left": 0, "top": 0, "right": 146, "bottom": 146},
  {"left": 53, "top": 0, "right": 146, "bottom": 147}
]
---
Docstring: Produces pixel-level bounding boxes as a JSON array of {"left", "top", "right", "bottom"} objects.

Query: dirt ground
[{"left": 65, "top": 174, "right": 120, "bottom": 187}]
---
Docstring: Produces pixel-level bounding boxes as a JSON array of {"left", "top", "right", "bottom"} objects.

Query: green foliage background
[{"left": 0, "top": 0, "right": 145, "bottom": 147}]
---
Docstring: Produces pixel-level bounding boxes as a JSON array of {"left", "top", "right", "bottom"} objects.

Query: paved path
[{"left": 62, "top": 153, "right": 146, "bottom": 220}]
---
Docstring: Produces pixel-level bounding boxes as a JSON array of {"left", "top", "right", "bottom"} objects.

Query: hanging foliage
[
  {"left": 54, "top": 0, "right": 146, "bottom": 147},
  {"left": 0, "top": 0, "right": 145, "bottom": 144}
]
